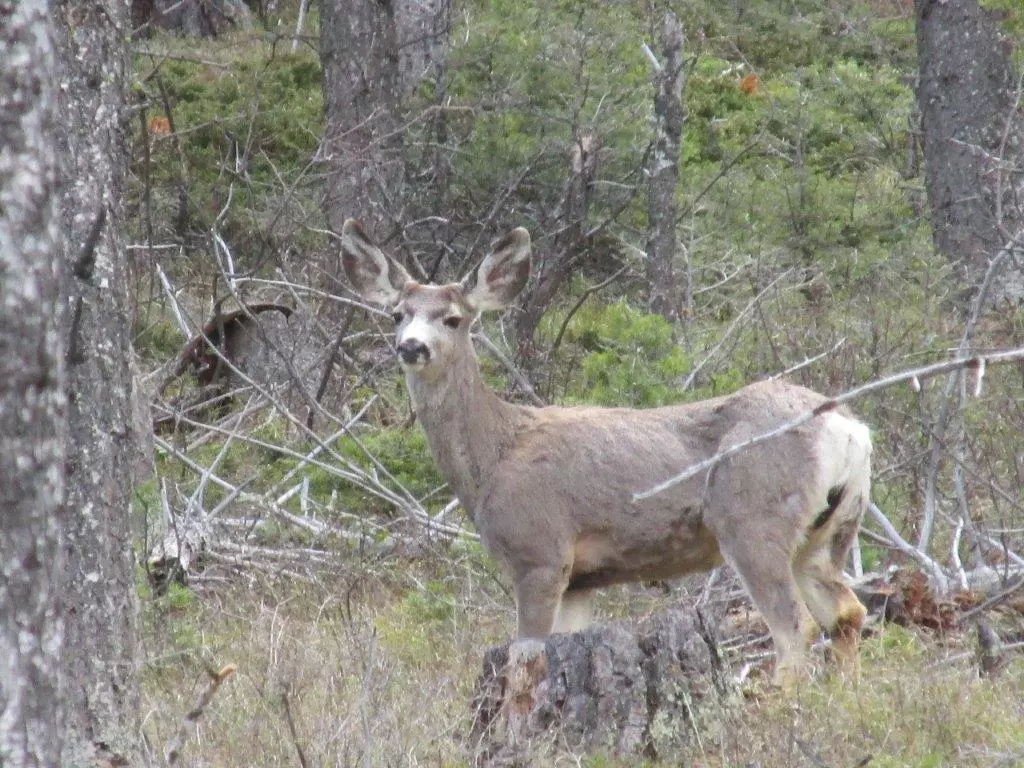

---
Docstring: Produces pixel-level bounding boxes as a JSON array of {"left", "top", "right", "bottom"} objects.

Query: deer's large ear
[
  {"left": 462, "top": 227, "right": 532, "bottom": 313},
  {"left": 340, "top": 219, "right": 413, "bottom": 306}
]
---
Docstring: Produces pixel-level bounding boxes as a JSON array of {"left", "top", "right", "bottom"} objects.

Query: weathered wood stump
[{"left": 469, "top": 609, "right": 734, "bottom": 765}]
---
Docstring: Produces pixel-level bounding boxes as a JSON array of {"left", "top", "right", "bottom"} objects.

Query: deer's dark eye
[
  {"left": 443, "top": 315, "right": 462, "bottom": 329},
  {"left": 391, "top": 311, "right": 404, "bottom": 324}
]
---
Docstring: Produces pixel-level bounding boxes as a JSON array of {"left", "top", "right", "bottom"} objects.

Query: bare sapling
[{"left": 341, "top": 220, "right": 873, "bottom": 686}]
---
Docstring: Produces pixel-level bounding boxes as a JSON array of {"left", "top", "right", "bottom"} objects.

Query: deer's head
[{"left": 340, "top": 220, "right": 532, "bottom": 377}]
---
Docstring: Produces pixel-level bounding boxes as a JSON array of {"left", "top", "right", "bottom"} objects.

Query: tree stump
[{"left": 469, "top": 609, "right": 734, "bottom": 765}]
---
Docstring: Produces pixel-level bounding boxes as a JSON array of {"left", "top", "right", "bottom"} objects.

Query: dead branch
[
  {"left": 165, "top": 664, "right": 236, "bottom": 765},
  {"left": 958, "top": 576, "right": 1024, "bottom": 624}
]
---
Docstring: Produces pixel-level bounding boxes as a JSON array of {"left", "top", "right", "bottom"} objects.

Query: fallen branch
[
  {"left": 958, "top": 576, "right": 1024, "bottom": 624},
  {"left": 866, "top": 502, "right": 950, "bottom": 594}
]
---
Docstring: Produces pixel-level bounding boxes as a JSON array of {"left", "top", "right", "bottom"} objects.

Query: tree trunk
[
  {"left": 320, "top": 0, "right": 403, "bottom": 237},
  {"left": 915, "top": 0, "right": 1024, "bottom": 304},
  {"left": 131, "top": 0, "right": 252, "bottom": 37},
  {"left": 395, "top": 0, "right": 451, "bottom": 95},
  {"left": 0, "top": 3, "right": 67, "bottom": 765},
  {"left": 470, "top": 610, "right": 732, "bottom": 765},
  {"left": 53, "top": 1, "right": 148, "bottom": 765},
  {"left": 645, "top": 11, "right": 685, "bottom": 321}
]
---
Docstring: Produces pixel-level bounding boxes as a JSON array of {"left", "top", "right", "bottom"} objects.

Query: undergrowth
[{"left": 140, "top": 570, "right": 1024, "bottom": 767}]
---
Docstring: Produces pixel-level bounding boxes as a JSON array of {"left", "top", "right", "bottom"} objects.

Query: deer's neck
[{"left": 407, "top": 351, "right": 531, "bottom": 519}]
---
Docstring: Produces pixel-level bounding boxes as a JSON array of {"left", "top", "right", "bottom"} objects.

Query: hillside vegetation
[{"left": 132, "top": 1, "right": 1023, "bottom": 765}]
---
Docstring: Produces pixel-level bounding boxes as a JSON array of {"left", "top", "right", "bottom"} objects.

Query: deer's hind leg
[
  {"left": 793, "top": 493, "right": 867, "bottom": 677},
  {"left": 714, "top": 533, "right": 820, "bottom": 687}
]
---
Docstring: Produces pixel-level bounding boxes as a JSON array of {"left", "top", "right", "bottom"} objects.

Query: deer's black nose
[{"left": 397, "top": 339, "right": 430, "bottom": 364}]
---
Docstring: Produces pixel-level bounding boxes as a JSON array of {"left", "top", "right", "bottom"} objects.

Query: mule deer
[{"left": 341, "top": 220, "right": 871, "bottom": 684}]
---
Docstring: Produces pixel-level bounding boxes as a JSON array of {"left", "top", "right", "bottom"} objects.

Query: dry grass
[{"left": 141, "top": 554, "right": 1024, "bottom": 768}]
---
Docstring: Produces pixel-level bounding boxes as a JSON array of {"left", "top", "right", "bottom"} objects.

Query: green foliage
[
  {"left": 326, "top": 426, "right": 446, "bottom": 515},
  {"left": 683, "top": 52, "right": 917, "bottom": 292},
  {"left": 447, "top": 1, "right": 651, "bottom": 233},
  {"left": 376, "top": 579, "right": 460, "bottom": 667},
  {"left": 400, "top": 579, "right": 457, "bottom": 624},
  {"left": 131, "top": 41, "right": 323, "bottom": 268},
  {"left": 134, "top": 319, "right": 186, "bottom": 363},
  {"left": 542, "top": 299, "right": 690, "bottom": 407},
  {"left": 132, "top": 478, "right": 162, "bottom": 542},
  {"left": 982, "top": 0, "right": 1024, "bottom": 42}
]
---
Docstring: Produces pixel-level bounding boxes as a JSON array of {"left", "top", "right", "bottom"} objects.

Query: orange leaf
[{"left": 149, "top": 116, "right": 171, "bottom": 135}]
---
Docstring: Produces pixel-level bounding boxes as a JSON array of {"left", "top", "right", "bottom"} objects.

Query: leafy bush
[{"left": 542, "top": 299, "right": 690, "bottom": 407}]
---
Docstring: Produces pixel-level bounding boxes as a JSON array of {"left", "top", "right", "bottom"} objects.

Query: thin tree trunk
[
  {"left": 0, "top": 3, "right": 67, "bottom": 765},
  {"left": 53, "top": 1, "right": 148, "bottom": 764},
  {"left": 915, "top": 0, "right": 1024, "bottom": 304},
  {"left": 645, "top": 11, "right": 685, "bottom": 322}
]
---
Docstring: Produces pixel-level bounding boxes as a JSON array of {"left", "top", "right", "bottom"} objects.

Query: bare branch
[
  {"left": 958, "top": 577, "right": 1024, "bottom": 624},
  {"left": 165, "top": 664, "right": 236, "bottom": 765}
]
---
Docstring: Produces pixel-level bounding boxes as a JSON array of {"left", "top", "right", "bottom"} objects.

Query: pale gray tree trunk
[
  {"left": 53, "top": 1, "right": 148, "bottom": 765},
  {"left": 915, "top": 0, "right": 1024, "bottom": 304},
  {"left": 0, "top": 3, "right": 67, "bottom": 766},
  {"left": 645, "top": 11, "right": 685, "bottom": 322}
]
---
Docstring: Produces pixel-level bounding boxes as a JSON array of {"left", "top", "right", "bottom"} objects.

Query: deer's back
[{"left": 474, "top": 379, "right": 867, "bottom": 585}]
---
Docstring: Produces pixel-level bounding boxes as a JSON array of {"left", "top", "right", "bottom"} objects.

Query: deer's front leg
[{"left": 514, "top": 567, "right": 566, "bottom": 637}]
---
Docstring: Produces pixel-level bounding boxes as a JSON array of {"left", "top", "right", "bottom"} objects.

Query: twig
[
  {"left": 473, "top": 331, "right": 545, "bottom": 406},
  {"left": 547, "top": 265, "right": 629, "bottom": 363},
  {"left": 281, "top": 691, "right": 310, "bottom": 768},
  {"left": 156, "top": 263, "right": 193, "bottom": 338},
  {"left": 957, "top": 577, "right": 1024, "bottom": 624},
  {"left": 682, "top": 269, "right": 793, "bottom": 391},
  {"left": 165, "top": 664, "right": 237, "bottom": 764},
  {"left": 866, "top": 502, "right": 949, "bottom": 593},
  {"left": 769, "top": 337, "right": 846, "bottom": 381},
  {"left": 634, "top": 346, "right": 1024, "bottom": 502}
]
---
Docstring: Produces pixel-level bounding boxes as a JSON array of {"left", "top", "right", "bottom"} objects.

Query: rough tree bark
[
  {"left": 395, "top": 0, "right": 451, "bottom": 95},
  {"left": 320, "top": 0, "right": 403, "bottom": 240},
  {"left": 131, "top": 0, "right": 252, "bottom": 37},
  {"left": 645, "top": 10, "right": 685, "bottom": 322},
  {"left": 471, "top": 610, "right": 732, "bottom": 765},
  {"left": 53, "top": 1, "right": 148, "bottom": 765},
  {"left": 0, "top": 3, "right": 67, "bottom": 765},
  {"left": 915, "top": 0, "right": 1024, "bottom": 304}
]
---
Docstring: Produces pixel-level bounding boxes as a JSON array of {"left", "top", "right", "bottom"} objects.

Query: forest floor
[{"left": 140, "top": 552, "right": 1024, "bottom": 767}]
